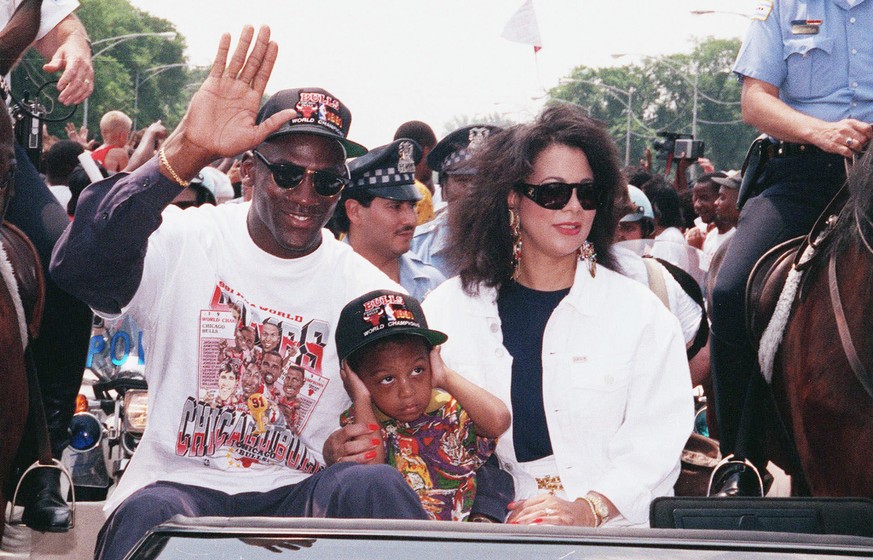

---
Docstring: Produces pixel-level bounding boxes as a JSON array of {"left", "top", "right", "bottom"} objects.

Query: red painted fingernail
[
  {"left": 371, "top": 438, "right": 381, "bottom": 446},
  {"left": 365, "top": 451, "right": 376, "bottom": 459},
  {"left": 368, "top": 424, "right": 379, "bottom": 431},
  {"left": 532, "top": 518, "right": 543, "bottom": 524}
]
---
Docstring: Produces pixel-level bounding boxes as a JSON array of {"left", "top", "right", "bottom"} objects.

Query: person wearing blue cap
[
  {"left": 334, "top": 139, "right": 445, "bottom": 300},
  {"left": 50, "top": 27, "right": 429, "bottom": 560},
  {"left": 411, "top": 125, "right": 500, "bottom": 277}
]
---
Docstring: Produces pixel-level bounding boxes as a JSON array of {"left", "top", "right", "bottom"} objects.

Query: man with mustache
[{"left": 334, "top": 139, "right": 445, "bottom": 300}]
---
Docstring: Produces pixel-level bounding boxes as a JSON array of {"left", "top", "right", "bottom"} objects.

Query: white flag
[{"left": 501, "top": 0, "right": 542, "bottom": 52}]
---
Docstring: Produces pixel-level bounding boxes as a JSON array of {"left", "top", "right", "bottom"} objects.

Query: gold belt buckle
[{"left": 536, "top": 475, "right": 564, "bottom": 494}]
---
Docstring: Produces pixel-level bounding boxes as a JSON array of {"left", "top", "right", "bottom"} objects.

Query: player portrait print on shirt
[{"left": 175, "top": 282, "right": 330, "bottom": 473}]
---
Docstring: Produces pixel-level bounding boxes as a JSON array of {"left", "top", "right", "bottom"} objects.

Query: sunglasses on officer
[
  {"left": 516, "top": 179, "right": 601, "bottom": 211},
  {"left": 253, "top": 150, "right": 351, "bottom": 197}
]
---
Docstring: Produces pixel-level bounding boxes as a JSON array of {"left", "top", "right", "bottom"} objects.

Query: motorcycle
[{"left": 64, "top": 315, "right": 149, "bottom": 501}]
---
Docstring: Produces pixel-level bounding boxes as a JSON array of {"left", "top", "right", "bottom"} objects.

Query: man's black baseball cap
[{"left": 256, "top": 87, "right": 368, "bottom": 157}]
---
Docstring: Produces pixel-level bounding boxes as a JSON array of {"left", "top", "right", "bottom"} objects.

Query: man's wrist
[{"left": 159, "top": 134, "right": 213, "bottom": 185}]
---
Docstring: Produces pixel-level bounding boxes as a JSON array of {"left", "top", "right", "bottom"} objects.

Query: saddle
[
  {"left": 0, "top": 221, "right": 45, "bottom": 339},
  {"left": 746, "top": 186, "right": 847, "bottom": 351},
  {"left": 745, "top": 236, "right": 804, "bottom": 350}
]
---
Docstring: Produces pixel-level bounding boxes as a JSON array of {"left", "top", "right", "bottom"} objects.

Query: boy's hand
[
  {"left": 429, "top": 346, "right": 449, "bottom": 390},
  {"left": 339, "top": 360, "right": 370, "bottom": 403}
]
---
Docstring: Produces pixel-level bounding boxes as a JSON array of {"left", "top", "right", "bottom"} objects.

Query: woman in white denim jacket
[{"left": 422, "top": 105, "right": 694, "bottom": 527}]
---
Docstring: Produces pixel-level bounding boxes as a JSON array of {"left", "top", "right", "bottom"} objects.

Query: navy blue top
[{"left": 497, "top": 280, "right": 570, "bottom": 463}]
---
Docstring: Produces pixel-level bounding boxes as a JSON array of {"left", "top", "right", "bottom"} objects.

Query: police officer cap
[
  {"left": 347, "top": 139, "right": 423, "bottom": 201},
  {"left": 427, "top": 125, "right": 500, "bottom": 176}
]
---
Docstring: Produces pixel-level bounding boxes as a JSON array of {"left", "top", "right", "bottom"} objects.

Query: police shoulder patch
[{"left": 752, "top": 0, "right": 773, "bottom": 21}]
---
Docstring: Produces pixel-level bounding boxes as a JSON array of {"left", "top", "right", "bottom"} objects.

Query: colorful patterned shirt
[{"left": 342, "top": 390, "right": 496, "bottom": 521}]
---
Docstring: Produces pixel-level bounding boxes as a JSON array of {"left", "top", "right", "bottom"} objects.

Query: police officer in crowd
[
  {"left": 411, "top": 125, "right": 499, "bottom": 277},
  {"left": 709, "top": 0, "right": 873, "bottom": 495},
  {"left": 334, "top": 139, "right": 445, "bottom": 300},
  {"left": 1, "top": 0, "right": 95, "bottom": 532}
]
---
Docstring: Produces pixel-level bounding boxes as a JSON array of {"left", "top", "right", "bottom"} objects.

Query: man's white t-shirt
[{"left": 103, "top": 202, "right": 401, "bottom": 512}]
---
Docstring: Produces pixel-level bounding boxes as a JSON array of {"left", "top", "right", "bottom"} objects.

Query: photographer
[
  {"left": 708, "top": 0, "right": 873, "bottom": 496},
  {"left": 1, "top": 0, "right": 94, "bottom": 532}
]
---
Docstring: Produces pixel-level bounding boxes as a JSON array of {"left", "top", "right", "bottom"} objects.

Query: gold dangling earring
[
  {"left": 509, "top": 207, "right": 522, "bottom": 281},
  {"left": 579, "top": 240, "right": 597, "bottom": 278}
]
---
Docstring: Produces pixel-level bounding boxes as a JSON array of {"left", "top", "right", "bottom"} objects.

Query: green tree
[
  {"left": 549, "top": 37, "right": 757, "bottom": 173},
  {"left": 10, "top": 0, "right": 197, "bottom": 142}
]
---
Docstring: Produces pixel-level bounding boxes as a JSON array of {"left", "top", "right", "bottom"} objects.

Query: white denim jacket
[{"left": 423, "top": 265, "right": 694, "bottom": 525}]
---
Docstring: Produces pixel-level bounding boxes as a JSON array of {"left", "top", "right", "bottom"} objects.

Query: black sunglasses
[
  {"left": 253, "top": 150, "right": 350, "bottom": 197},
  {"left": 517, "top": 180, "right": 601, "bottom": 210}
]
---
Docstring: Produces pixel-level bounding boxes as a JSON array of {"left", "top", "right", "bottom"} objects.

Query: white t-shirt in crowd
[
  {"left": 702, "top": 227, "right": 736, "bottom": 262},
  {"left": 103, "top": 202, "right": 401, "bottom": 512}
]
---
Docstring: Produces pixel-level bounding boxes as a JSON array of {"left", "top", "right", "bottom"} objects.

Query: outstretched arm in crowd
[
  {"left": 50, "top": 25, "right": 295, "bottom": 314},
  {"left": 124, "top": 121, "right": 167, "bottom": 173},
  {"left": 33, "top": 13, "right": 93, "bottom": 105}
]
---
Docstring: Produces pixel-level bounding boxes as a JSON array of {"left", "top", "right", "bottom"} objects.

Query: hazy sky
[{"left": 129, "top": 0, "right": 757, "bottom": 150}]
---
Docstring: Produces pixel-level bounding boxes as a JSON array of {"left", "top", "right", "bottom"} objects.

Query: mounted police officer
[{"left": 709, "top": 0, "right": 873, "bottom": 496}]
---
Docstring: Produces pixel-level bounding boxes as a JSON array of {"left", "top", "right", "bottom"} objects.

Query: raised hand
[
  {"left": 47, "top": 36, "right": 93, "bottom": 105},
  {"left": 181, "top": 25, "right": 293, "bottom": 158},
  {"left": 161, "top": 25, "right": 296, "bottom": 182}
]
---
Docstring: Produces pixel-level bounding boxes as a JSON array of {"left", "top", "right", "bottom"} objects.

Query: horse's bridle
[{"left": 827, "top": 206, "right": 873, "bottom": 400}]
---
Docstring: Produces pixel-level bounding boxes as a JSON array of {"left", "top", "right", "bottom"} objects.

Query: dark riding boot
[
  {"left": 19, "top": 468, "right": 72, "bottom": 532},
  {"left": 711, "top": 463, "right": 764, "bottom": 497}
]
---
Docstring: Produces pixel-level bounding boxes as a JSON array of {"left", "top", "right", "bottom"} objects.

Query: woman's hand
[
  {"left": 506, "top": 494, "right": 595, "bottom": 527},
  {"left": 322, "top": 422, "right": 383, "bottom": 465}
]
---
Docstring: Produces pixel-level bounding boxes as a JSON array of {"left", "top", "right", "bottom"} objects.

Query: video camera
[
  {"left": 4, "top": 80, "right": 77, "bottom": 171},
  {"left": 10, "top": 93, "right": 46, "bottom": 170},
  {"left": 653, "top": 131, "right": 705, "bottom": 161}
]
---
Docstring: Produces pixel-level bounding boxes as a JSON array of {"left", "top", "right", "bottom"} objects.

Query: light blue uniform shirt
[
  {"left": 342, "top": 236, "right": 445, "bottom": 302},
  {"left": 410, "top": 211, "right": 451, "bottom": 278},
  {"left": 399, "top": 251, "right": 446, "bottom": 302},
  {"left": 733, "top": 0, "right": 873, "bottom": 123}
]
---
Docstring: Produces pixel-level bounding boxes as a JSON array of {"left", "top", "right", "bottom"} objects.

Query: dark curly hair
[{"left": 448, "top": 103, "right": 624, "bottom": 295}]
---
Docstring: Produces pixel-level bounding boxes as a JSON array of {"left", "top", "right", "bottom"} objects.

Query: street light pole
[
  {"left": 83, "top": 31, "right": 178, "bottom": 127},
  {"left": 689, "top": 10, "right": 752, "bottom": 19},
  {"left": 691, "top": 72, "right": 699, "bottom": 138},
  {"left": 612, "top": 53, "right": 701, "bottom": 137},
  {"left": 133, "top": 63, "right": 187, "bottom": 129},
  {"left": 625, "top": 88, "right": 632, "bottom": 166},
  {"left": 560, "top": 78, "right": 634, "bottom": 165}
]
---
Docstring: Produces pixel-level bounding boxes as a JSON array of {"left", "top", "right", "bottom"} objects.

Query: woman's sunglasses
[
  {"left": 253, "top": 150, "right": 351, "bottom": 197},
  {"left": 517, "top": 180, "right": 601, "bottom": 210}
]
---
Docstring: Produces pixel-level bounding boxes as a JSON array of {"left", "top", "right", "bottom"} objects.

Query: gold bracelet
[
  {"left": 580, "top": 496, "right": 601, "bottom": 528},
  {"left": 158, "top": 146, "right": 190, "bottom": 187}
]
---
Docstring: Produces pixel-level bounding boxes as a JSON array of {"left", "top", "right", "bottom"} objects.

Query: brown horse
[
  {"left": 744, "top": 151, "right": 873, "bottom": 497},
  {"left": 0, "top": 0, "right": 48, "bottom": 540}
]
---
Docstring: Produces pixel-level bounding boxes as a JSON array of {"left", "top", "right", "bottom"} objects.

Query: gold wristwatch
[{"left": 585, "top": 493, "right": 610, "bottom": 526}]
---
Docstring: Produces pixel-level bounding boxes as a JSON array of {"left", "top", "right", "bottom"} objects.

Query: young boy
[{"left": 335, "top": 290, "right": 511, "bottom": 521}]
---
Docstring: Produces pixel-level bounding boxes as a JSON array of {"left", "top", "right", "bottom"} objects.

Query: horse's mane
[{"left": 820, "top": 149, "right": 873, "bottom": 261}]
